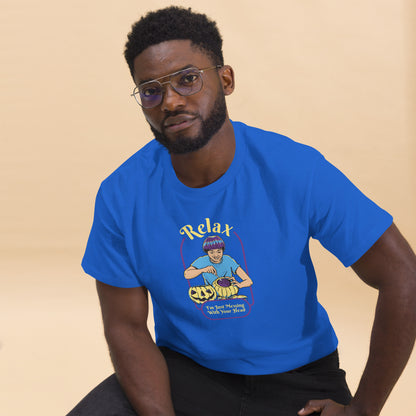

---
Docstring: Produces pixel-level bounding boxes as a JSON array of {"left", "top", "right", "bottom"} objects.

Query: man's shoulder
[
  {"left": 233, "top": 121, "right": 321, "bottom": 157},
  {"left": 100, "top": 139, "right": 164, "bottom": 191},
  {"left": 232, "top": 120, "right": 323, "bottom": 169}
]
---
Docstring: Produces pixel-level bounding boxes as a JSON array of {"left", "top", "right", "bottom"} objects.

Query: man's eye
[
  {"left": 141, "top": 86, "right": 160, "bottom": 97},
  {"left": 179, "top": 73, "right": 199, "bottom": 85}
]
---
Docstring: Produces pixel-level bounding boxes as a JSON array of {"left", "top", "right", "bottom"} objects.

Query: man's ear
[{"left": 219, "top": 65, "right": 235, "bottom": 96}]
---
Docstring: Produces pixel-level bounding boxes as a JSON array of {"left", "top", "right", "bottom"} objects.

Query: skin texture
[
  {"left": 148, "top": 84, "right": 228, "bottom": 155},
  {"left": 98, "top": 39, "right": 416, "bottom": 416},
  {"left": 97, "top": 282, "right": 175, "bottom": 416}
]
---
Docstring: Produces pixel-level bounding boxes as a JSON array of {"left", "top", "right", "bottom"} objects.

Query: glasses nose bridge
[
  {"left": 159, "top": 78, "right": 187, "bottom": 110},
  {"left": 158, "top": 76, "right": 183, "bottom": 101},
  {"left": 159, "top": 77, "right": 181, "bottom": 96}
]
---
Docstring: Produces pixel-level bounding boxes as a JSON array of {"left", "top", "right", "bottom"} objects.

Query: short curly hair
[{"left": 124, "top": 6, "right": 224, "bottom": 79}]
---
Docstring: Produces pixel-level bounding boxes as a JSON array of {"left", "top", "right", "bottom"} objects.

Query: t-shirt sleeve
[
  {"left": 228, "top": 256, "right": 240, "bottom": 274},
  {"left": 308, "top": 154, "right": 393, "bottom": 267},
  {"left": 81, "top": 185, "right": 143, "bottom": 288},
  {"left": 191, "top": 256, "right": 208, "bottom": 269}
]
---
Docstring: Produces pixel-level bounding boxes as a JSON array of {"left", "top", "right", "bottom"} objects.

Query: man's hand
[
  {"left": 298, "top": 400, "right": 361, "bottom": 415},
  {"left": 300, "top": 223, "right": 416, "bottom": 416}
]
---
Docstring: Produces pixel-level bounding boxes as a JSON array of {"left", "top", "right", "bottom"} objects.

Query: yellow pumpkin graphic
[
  {"left": 213, "top": 278, "right": 239, "bottom": 298},
  {"left": 188, "top": 285, "right": 217, "bottom": 304}
]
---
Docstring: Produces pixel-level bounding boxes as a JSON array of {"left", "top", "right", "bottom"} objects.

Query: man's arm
[
  {"left": 96, "top": 280, "right": 176, "bottom": 416},
  {"left": 300, "top": 223, "right": 416, "bottom": 416}
]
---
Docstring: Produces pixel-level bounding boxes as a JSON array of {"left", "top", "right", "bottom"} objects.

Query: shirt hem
[{"left": 157, "top": 337, "right": 339, "bottom": 375}]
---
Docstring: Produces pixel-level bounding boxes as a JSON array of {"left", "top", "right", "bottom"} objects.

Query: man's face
[
  {"left": 132, "top": 40, "right": 229, "bottom": 154},
  {"left": 207, "top": 248, "right": 224, "bottom": 264}
]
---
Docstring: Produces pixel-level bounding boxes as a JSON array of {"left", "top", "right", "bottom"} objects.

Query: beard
[{"left": 149, "top": 92, "right": 227, "bottom": 154}]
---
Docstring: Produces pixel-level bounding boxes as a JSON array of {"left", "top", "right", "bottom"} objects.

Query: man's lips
[{"left": 163, "top": 114, "right": 197, "bottom": 132}]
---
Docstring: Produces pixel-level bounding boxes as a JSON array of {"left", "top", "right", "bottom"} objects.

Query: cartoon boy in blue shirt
[{"left": 184, "top": 236, "right": 253, "bottom": 289}]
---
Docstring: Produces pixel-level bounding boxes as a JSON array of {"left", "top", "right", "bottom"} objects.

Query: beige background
[{"left": 1, "top": 0, "right": 415, "bottom": 414}]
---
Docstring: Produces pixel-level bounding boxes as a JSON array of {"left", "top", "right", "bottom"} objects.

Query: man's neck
[{"left": 170, "top": 119, "right": 235, "bottom": 188}]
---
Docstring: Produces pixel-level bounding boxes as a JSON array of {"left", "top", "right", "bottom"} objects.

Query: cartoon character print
[{"left": 184, "top": 236, "right": 253, "bottom": 304}]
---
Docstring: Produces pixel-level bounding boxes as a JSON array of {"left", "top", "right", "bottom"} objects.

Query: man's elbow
[{"left": 103, "top": 319, "right": 150, "bottom": 347}]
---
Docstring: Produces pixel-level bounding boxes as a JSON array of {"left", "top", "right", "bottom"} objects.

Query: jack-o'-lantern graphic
[
  {"left": 213, "top": 277, "right": 239, "bottom": 298},
  {"left": 188, "top": 285, "right": 217, "bottom": 304}
]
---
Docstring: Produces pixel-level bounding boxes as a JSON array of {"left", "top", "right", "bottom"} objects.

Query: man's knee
[{"left": 66, "top": 374, "right": 137, "bottom": 416}]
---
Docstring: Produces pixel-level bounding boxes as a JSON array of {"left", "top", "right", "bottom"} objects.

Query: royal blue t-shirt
[{"left": 82, "top": 121, "right": 393, "bottom": 375}]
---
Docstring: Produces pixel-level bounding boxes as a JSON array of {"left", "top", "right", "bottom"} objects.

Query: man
[{"left": 68, "top": 6, "right": 416, "bottom": 416}]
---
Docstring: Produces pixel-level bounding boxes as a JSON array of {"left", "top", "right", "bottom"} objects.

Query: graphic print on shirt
[{"left": 180, "top": 218, "right": 254, "bottom": 320}]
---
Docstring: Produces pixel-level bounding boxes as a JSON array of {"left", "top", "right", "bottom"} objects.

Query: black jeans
[{"left": 67, "top": 347, "right": 351, "bottom": 416}]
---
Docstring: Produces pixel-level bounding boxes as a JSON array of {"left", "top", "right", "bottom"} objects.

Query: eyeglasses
[{"left": 131, "top": 65, "right": 222, "bottom": 109}]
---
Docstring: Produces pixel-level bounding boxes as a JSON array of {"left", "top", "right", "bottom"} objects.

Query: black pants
[{"left": 67, "top": 347, "right": 351, "bottom": 416}]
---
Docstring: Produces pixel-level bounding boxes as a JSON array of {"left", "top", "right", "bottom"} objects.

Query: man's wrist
[{"left": 348, "top": 397, "right": 381, "bottom": 416}]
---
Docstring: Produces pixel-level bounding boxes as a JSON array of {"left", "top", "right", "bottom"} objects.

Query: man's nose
[{"left": 160, "top": 83, "right": 186, "bottom": 112}]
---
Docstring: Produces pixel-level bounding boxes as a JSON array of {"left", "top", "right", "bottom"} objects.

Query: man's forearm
[
  {"left": 300, "top": 283, "right": 416, "bottom": 416},
  {"left": 349, "top": 285, "right": 416, "bottom": 415},
  {"left": 106, "top": 325, "right": 176, "bottom": 416}
]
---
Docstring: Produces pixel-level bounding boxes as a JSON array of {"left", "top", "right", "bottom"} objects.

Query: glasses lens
[
  {"left": 171, "top": 69, "right": 202, "bottom": 96},
  {"left": 139, "top": 82, "right": 163, "bottom": 108}
]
